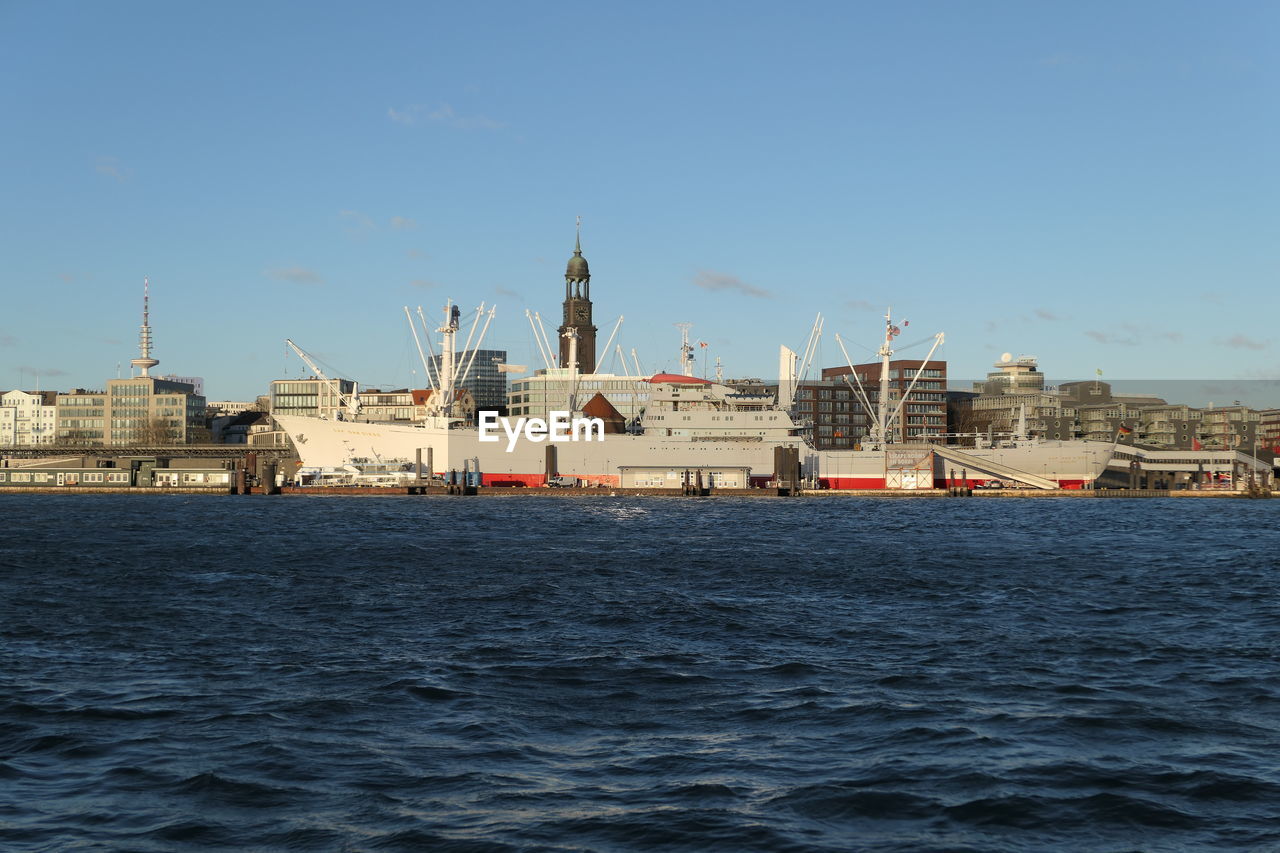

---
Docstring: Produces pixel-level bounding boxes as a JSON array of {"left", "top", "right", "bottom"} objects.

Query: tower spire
[
  {"left": 559, "top": 220, "right": 597, "bottom": 374},
  {"left": 130, "top": 276, "right": 159, "bottom": 377}
]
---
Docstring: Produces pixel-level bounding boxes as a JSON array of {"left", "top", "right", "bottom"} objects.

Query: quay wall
[{"left": 0, "top": 484, "right": 1268, "bottom": 498}]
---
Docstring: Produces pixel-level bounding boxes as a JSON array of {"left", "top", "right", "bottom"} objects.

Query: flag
[
  {"left": 1096, "top": 368, "right": 1103, "bottom": 377},
  {"left": 699, "top": 341, "right": 707, "bottom": 348},
  {"left": 495, "top": 363, "right": 527, "bottom": 374},
  {"left": 1192, "top": 438, "right": 1202, "bottom": 451},
  {"left": 1117, "top": 424, "right": 1133, "bottom": 435}
]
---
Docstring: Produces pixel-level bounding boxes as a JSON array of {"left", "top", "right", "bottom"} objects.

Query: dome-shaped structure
[{"left": 565, "top": 231, "right": 590, "bottom": 282}]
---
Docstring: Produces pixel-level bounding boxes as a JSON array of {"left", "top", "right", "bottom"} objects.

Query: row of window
[{"left": 0, "top": 471, "right": 129, "bottom": 483}]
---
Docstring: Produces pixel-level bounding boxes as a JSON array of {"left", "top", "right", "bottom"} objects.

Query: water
[{"left": 2, "top": 495, "right": 1279, "bottom": 851}]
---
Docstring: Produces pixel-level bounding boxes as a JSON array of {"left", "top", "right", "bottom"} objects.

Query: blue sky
[{"left": 1, "top": 1, "right": 1275, "bottom": 400}]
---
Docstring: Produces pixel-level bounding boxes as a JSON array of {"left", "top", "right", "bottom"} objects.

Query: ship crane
[
  {"left": 285, "top": 339, "right": 360, "bottom": 419},
  {"left": 834, "top": 308, "right": 943, "bottom": 448}
]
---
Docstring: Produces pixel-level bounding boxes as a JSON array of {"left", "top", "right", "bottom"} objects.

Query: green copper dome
[{"left": 565, "top": 229, "right": 590, "bottom": 281}]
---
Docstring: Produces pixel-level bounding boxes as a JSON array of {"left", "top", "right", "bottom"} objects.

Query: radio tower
[{"left": 130, "top": 277, "right": 159, "bottom": 377}]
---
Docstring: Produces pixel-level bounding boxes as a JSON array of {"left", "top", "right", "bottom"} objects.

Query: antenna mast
[
  {"left": 130, "top": 276, "right": 160, "bottom": 377},
  {"left": 675, "top": 323, "right": 694, "bottom": 376}
]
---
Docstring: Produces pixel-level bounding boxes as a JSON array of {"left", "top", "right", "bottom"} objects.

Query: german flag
[{"left": 1117, "top": 424, "right": 1133, "bottom": 436}]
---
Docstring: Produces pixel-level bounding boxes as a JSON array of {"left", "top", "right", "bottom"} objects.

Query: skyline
[{"left": 2, "top": 2, "right": 1276, "bottom": 399}]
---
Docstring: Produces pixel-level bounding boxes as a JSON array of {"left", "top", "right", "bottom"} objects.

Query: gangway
[{"left": 932, "top": 445, "right": 1059, "bottom": 490}]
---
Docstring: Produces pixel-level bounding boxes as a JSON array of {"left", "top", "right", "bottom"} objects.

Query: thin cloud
[
  {"left": 269, "top": 267, "right": 324, "bottom": 285},
  {"left": 845, "top": 299, "right": 876, "bottom": 312},
  {"left": 1034, "top": 308, "right": 1063, "bottom": 321},
  {"left": 17, "top": 365, "right": 68, "bottom": 377},
  {"left": 693, "top": 270, "right": 771, "bottom": 298},
  {"left": 1085, "top": 329, "right": 1141, "bottom": 346},
  {"left": 0, "top": 333, "right": 16, "bottom": 347},
  {"left": 388, "top": 103, "right": 503, "bottom": 131},
  {"left": 95, "top": 156, "right": 131, "bottom": 181},
  {"left": 407, "top": 248, "right": 428, "bottom": 259},
  {"left": 340, "top": 210, "right": 375, "bottom": 233},
  {"left": 1157, "top": 331, "right": 1185, "bottom": 344},
  {"left": 494, "top": 286, "right": 522, "bottom": 300},
  {"left": 1219, "top": 334, "right": 1267, "bottom": 351},
  {"left": 390, "top": 216, "right": 418, "bottom": 231},
  {"left": 409, "top": 279, "right": 438, "bottom": 289},
  {"left": 58, "top": 273, "right": 75, "bottom": 284}
]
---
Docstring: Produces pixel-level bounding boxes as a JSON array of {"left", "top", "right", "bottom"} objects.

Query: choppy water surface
[{"left": 2, "top": 495, "right": 1279, "bottom": 851}]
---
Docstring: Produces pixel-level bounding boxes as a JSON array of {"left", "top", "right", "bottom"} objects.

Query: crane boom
[{"left": 284, "top": 339, "right": 360, "bottom": 418}]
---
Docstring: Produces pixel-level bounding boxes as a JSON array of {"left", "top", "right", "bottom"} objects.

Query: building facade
[
  {"left": 426, "top": 349, "right": 508, "bottom": 412},
  {"left": 270, "top": 377, "right": 358, "bottom": 420},
  {"left": 816, "top": 359, "right": 948, "bottom": 445},
  {"left": 508, "top": 370, "right": 651, "bottom": 424},
  {"left": 104, "top": 377, "right": 208, "bottom": 445},
  {"left": 0, "top": 390, "right": 58, "bottom": 446},
  {"left": 55, "top": 390, "right": 108, "bottom": 445}
]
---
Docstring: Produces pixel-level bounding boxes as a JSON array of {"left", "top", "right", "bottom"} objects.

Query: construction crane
[{"left": 284, "top": 339, "right": 361, "bottom": 419}]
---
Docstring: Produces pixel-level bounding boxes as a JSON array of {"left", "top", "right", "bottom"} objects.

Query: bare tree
[{"left": 134, "top": 417, "right": 180, "bottom": 446}]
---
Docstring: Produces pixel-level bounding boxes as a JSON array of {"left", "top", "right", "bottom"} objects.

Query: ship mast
[
  {"left": 675, "top": 322, "right": 694, "bottom": 376},
  {"left": 424, "top": 301, "right": 462, "bottom": 419},
  {"left": 875, "top": 307, "right": 894, "bottom": 446},
  {"left": 562, "top": 327, "right": 580, "bottom": 413}
]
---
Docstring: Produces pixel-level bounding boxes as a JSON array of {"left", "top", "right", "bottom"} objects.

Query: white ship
[{"left": 274, "top": 303, "right": 1115, "bottom": 490}]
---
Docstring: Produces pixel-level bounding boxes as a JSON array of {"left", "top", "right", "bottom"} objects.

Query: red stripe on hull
[
  {"left": 820, "top": 477, "right": 890, "bottom": 490},
  {"left": 481, "top": 473, "right": 544, "bottom": 487}
]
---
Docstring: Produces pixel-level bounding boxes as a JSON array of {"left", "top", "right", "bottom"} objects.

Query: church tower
[{"left": 558, "top": 221, "right": 597, "bottom": 373}]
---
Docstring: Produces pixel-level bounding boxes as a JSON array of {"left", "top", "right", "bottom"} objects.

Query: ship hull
[{"left": 274, "top": 415, "right": 1113, "bottom": 489}]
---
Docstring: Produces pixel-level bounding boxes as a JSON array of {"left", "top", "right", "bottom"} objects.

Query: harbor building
[
  {"left": 1133, "top": 404, "right": 1203, "bottom": 449},
  {"left": 962, "top": 357, "right": 1167, "bottom": 442},
  {"left": 0, "top": 390, "right": 58, "bottom": 446},
  {"left": 815, "top": 359, "right": 949, "bottom": 445},
  {"left": 53, "top": 384, "right": 207, "bottom": 447},
  {"left": 1200, "top": 405, "right": 1262, "bottom": 451},
  {"left": 427, "top": 349, "right": 508, "bottom": 412},
  {"left": 103, "top": 377, "right": 209, "bottom": 445},
  {"left": 1261, "top": 409, "right": 1280, "bottom": 452},
  {"left": 356, "top": 388, "right": 417, "bottom": 422},
  {"left": 270, "top": 377, "right": 359, "bottom": 420},
  {"left": 508, "top": 370, "right": 651, "bottom": 424},
  {"left": 211, "top": 410, "right": 273, "bottom": 444},
  {"left": 158, "top": 374, "right": 205, "bottom": 396},
  {"left": 55, "top": 390, "right": 107, "bottom": 444},
  {"left": 967, "top": 356, "right": 1064, "bottom": 437},
  {"left": 786, "top": 381, "right": 867, "bottom": 449}
]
